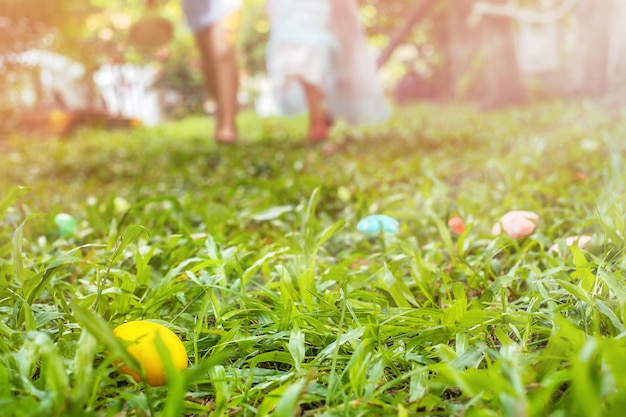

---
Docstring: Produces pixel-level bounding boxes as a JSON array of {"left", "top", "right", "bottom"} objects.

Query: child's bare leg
[
  {"left": 194, "top": 12, "right": 240, "bottom": 143},
  {"left": 300, "top": 80, "right": 329, "bottom": 142}
]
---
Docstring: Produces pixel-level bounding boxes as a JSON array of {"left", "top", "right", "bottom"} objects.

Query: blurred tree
[
  {"left": 0, "top": 0, "right": 92, "bottom": 54},
  {"left": 0, "top": 0, "right": 93, "bottom": 132},
  {"left": 471, "top": 0, "right": 527, "bottom": 107},
  {"left": 573, "top": 0, "right": 611, "bottom": 96},
  {"left": 239, "top": 0, "right": 271, "bottom": 75},
  {"left": 357, "top": 0, "right": 521, "bottom": 106},
  {"left": 376, "top": 0, "right": 438, "bottom": 69},
  {"left": 445, "top": 0, "right": 483, "bottom": 101}
]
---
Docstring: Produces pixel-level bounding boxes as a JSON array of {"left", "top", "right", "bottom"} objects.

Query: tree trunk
[
  {"left": 479, "top": 0, "right": 526, "bottom": 107},
  {"left": 445, "top": 0, "right": 527, "bottom": 107},
  {"left": 606, "top": 0, "right": 626, "bottom": 103},
  {"left": 573, "top": 0, "right": 612, "bottom": 96},
  {"left": 445, "top": 0, "right": 482, "bottom": 101}
]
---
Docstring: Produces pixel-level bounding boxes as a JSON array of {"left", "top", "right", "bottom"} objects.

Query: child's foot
[
  {"left": 308, "top": 114, "right": 333, "bottom": 142},
  {"left": 215, "top": 126, "right": 237, "bottom": 144},
  {"left": 308, "top": 125, "right": 328, "bottom": 142}
]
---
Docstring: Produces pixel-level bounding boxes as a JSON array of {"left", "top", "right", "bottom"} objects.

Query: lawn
[{"left": 2, "top": 101, "right": 626, "bottom": 416}]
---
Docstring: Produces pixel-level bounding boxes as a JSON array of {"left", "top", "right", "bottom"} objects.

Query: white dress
[
  {"left": 181, "top": 0, "right": 242, "bottom": 33},
  {"left": 266, "top": 0, "right": 390, "bottom": 125}
]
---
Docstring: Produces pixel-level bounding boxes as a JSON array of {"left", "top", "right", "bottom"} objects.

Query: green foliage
[
  {"left": 1, "top": 101, "right": 626, "bottom": 415},
  {"left": 240, "top": 0, "right": 271, "bottom": 75}
]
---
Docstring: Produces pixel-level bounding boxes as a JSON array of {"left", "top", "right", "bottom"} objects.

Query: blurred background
[{"left": 1, "top": 0, "right": 625, "bottom": 137}]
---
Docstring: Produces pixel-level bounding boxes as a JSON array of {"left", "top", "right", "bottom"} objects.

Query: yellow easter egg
[{"left": 112, "top": 320, "right": 188, "bottom": 386}]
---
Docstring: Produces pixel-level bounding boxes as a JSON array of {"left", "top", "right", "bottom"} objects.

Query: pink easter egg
[
  {"left": 492, "top": 210, "right": 539, "bottom": 239},
  {"left": 548, "top": 235, "right": 592, "bottom": 254}
]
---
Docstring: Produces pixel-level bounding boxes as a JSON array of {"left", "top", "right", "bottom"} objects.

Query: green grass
[{"left": 2, "top": 101, "right": 626, "bottom": 416}]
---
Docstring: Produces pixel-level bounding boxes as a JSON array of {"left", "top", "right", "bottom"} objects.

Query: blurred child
[
  {"left": 266, "top": 0, "right": 390, "bottom": 142},
  {"left": 181, "top": 0, "right": 242, "bottom": 144}
]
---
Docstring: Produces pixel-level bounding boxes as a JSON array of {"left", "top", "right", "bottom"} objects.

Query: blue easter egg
[{"left": 357, "top": 214, "right": 400, "bottom": 235}]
